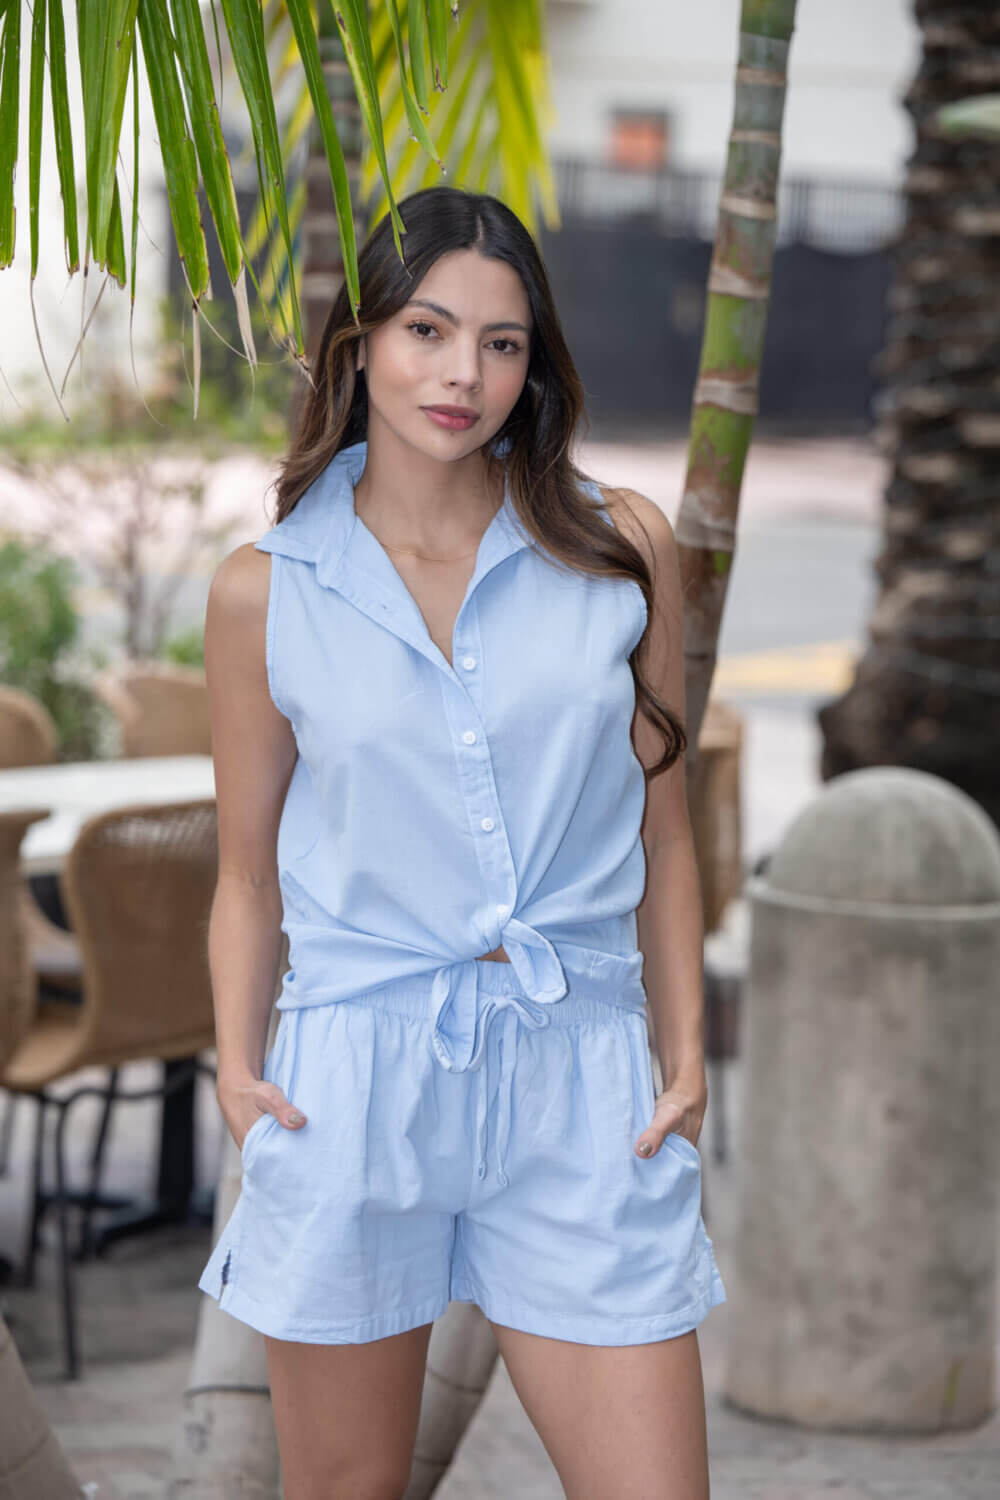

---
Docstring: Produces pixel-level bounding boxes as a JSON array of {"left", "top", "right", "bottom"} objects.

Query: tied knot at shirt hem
[
  {"left": 428, "top": 915, "right": 567, "bottom": 1074},
  {"left": 428, "top": 916, "right": 567, "bottom": 1188}
]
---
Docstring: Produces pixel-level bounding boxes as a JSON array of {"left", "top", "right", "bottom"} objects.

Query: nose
[{"left": 444, "top": 336, "right": 483, "bottom": 392}]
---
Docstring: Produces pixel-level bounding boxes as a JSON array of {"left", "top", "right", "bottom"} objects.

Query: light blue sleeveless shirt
[{"left": 255, "top": 439, "right": 649, "bottom": 1073}]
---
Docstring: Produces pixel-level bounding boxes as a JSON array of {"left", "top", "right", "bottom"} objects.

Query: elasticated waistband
[{"left": 339, "top": 955, "right": 646, "bottom": 1026}]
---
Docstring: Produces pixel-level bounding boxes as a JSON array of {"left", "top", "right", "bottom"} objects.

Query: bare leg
[
  {"left": 265, "top": 1322, "right": 434, "bottom": 1500},
  {"left": 489, "top": 1320, "right": 710, "bottom": 1500}
]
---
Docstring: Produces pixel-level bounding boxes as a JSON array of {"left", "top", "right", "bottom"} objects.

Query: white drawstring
[
  {"left": 426, "top": 926, "right": 569, "bottom": 1186},
  {"left": 472, "top": 1005, "right": 519, "bottom": 1185}
]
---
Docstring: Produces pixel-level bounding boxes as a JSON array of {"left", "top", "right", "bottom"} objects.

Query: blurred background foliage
[{"left": 0, "top": 539, "right": 110, "bottom": 760}]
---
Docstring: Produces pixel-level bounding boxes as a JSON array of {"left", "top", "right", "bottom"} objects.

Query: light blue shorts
[{"left": 198, "top": 958, "right": 726, "bottom": 1346}]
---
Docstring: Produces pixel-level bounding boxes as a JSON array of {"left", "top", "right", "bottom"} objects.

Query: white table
[{"left": 0, "top": 754, "right": 216, "bottom": 874}]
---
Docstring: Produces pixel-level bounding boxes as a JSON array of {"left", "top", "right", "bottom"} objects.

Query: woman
[{"left": 198, "top": 185, "right": 726, "bottom": 1499}]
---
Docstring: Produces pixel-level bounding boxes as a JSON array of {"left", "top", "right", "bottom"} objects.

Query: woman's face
[{"left": 356, "top": 248, "right": 533, "bottom": 463}]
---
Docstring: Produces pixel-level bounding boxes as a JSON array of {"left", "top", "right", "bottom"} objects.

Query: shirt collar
[
  {"left": 255, "top": 439, "right": 534, "bottom": 673},
  {"left": 256, "top": 438, "right": 532, "bottom": 582}
]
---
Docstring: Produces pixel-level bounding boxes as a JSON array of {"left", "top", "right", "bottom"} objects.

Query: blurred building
[
  {"left": 539, "top": 0, "right": 920, "bottom": 434},
  {"left": 545, "top": 0, "right": 917, "bottom": 182}
]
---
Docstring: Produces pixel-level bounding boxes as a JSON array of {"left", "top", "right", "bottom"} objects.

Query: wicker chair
[
  {"left": 0, "top": 687, "right": 85, "bottom": 1175},
  {"left": 690, "top": 697, "right": 745, "bottom": 937},
  {"left": 1, "top": 799, "right": 219, "bottom": 1379},
  {"left": 0, "top": 810, "right": 51, "bottom": 1281},
  {"left": 0, "top": 685, "right": 58, "bottom": 770},
  {"left": 95, "top": 662, "right": 211, "bottom": 758},
  {"left": 0, "top": 682, "right": 81, "bottom": 991},
  {"left": 0, "top": 810, "right": 52, "bottom": 1071},
  {"left": 690, "top": 698, "right": 746, "bottom": 1168}
]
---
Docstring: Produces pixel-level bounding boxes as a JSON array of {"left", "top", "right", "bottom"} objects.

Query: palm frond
[{"left": 1, "top": 0, "right": 557, "bottom": 410}]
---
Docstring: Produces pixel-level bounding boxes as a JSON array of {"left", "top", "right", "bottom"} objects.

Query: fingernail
[
  {"left": 288, "top": 1111, "right": 306, "bottom": 1126},
  {"left": 637, "top": 1140, "right": 652, "bottom": 1156}
]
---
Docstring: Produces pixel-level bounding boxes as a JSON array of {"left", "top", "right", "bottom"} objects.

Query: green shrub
[
  {"left": 0, "top": 538, "right": 109, "bottom": 760},
  {"left": 162, "top": 626, "right": 205, "bottom": 667}
]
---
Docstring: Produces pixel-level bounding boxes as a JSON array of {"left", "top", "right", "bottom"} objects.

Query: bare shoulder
[
  {"left": 596, "top": 484, "right": 677, "bottom": 577},
  {"left": 207, "top": 541, "right": 272, "bottom": 628}
]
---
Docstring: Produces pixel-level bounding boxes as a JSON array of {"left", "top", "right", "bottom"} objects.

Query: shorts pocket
[
  {"left": 631, "top": 1019, "right": 702, "bottom": 1170},
  {"left": 240, "top": 1010, "right": 295, "bottom": 1173},
  {"left": 241, "top": 1110, "right": 278, "bottom": 1171},
  {"left": 664, "top": 1130, "right": 702, "bottom": 1168}
]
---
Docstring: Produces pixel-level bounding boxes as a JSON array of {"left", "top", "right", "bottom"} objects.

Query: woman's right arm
[{"left": 204, "top": 543, "right": 305, "bottom": 1149}]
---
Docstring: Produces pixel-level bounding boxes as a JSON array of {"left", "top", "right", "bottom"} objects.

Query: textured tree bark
[
  {"left": 301, "top": 15, "right": 364, "bottom": 370},
  {"left": 676, "top": 0, "right": 798, "bottom": 782},
  {"left": 818, "top": 2, "right": 1000, "bottom": 827},
  {"left": 170, "top": 1006, "right": 282, "bottom": 1499},
  {"left": 0, "top": 1314, "right": 80, "bottom": 1498}
]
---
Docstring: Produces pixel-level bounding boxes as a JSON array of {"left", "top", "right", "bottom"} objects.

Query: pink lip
[{"left": 422, "top": 406, "right": 478, "bottom": 430}]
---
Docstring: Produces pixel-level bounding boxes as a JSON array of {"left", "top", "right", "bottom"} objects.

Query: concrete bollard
[{"left": 724, "top": 766, "right": 1000, "bottom": 1432}]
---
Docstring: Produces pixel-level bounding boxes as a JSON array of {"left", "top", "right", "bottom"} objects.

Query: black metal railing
[{"left": 550, "top": 157, "right": 905, "bottom": 254}]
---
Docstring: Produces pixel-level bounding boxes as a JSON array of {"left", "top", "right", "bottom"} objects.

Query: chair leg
[
  {"left": 75, "top": 1066, "right": 120, "bottom": 1260},
  {"left": 52, "top": 1095, "right": 80, "bottom": 1381},
  {"left": 19, "top": 1092, "right": 47, "bottom": 1290},
  {"left": 0, "top": 1088, "right": 17, "bottom": 1176}
]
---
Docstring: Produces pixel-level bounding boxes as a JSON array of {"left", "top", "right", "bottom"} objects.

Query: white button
[
  {"left": 462, "top": 730, "right": 477, "bottom": 745},
  {"left": 480, "top": 817, "right": 495, "bottom": 832},
  {"left": 461, "top": 655, "right": 477, "bottom": 670},
  {"left": 496, "top": 903, "right": 510, "bottom": 918}
]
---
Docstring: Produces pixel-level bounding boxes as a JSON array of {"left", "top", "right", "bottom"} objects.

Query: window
[{"left": 608, "top": 109, "right": 671, "bottom": 172}]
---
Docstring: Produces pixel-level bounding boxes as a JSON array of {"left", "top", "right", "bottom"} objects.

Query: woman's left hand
[{"left": 635, "top": 1079, "right": 707, "bottom": 1159}]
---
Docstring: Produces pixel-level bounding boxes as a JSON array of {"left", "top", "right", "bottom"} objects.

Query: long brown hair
[{"left": 272, "top": 186, "right": 685, "bottom": 776}]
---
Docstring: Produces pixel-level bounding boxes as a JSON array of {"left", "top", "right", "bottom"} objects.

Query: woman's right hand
[{"left": 218, "top": 1074, "right": 308, "bottom": 1151}]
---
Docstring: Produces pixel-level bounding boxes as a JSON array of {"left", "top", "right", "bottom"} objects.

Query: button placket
[{"left": 439, "top": 610, "right": 518, "bottom": 952}]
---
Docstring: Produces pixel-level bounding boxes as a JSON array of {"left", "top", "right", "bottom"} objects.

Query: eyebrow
[{"left": 404, "top": 298, "right": 531, "bottom": 335}]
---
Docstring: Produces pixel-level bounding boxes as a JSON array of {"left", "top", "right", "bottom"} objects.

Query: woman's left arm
[{"left": 603, "top": 486, "right": 708, "bottom": 1158}]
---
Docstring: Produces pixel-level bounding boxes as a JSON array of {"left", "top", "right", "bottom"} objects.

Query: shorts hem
[
  {"left": 449, "top": 1264, "right": 728, "bottom": 1347},
  {"left": 198, "top": 1271, "right": 450, "bottom": 1346}
]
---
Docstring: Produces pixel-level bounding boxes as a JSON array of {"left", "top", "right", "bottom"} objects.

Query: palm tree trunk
[
  {"left": 675, "top": 0, "right": 798, "bottom": 776},
  {"left": 302, "top": 9, "right": 364, "bottom": 368},
  {"left": 818, "top": 0, "right": 1000, "bottom": 827},
  {"left": 170, "top": 1111, "right": 281, "bottom": 1497},
  {"left": 170, "top": 1003, "right": 283, "bottom": 1498},
  {"left": 0, "top": 1313, "right": 80, "bottom": 1497}
]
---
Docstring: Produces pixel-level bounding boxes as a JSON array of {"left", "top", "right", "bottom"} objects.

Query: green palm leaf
[
  {"left": 364, "top": 0, "right": 558, "bottom": 235},
  {"left": 0, "top": 0, "right": 557, "bottom": 410},
  {"left": 0, "top": 0, "right": 22, "bottom": 268}
]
